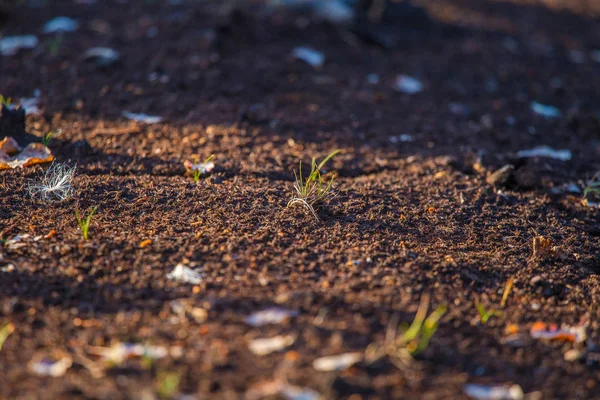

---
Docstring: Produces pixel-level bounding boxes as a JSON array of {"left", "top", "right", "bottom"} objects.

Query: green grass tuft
[
  {"left": 287, "top": 149, "right": 340, "bottom": 220},
  {"left": 42, "top": 129, "right": 61, "bottom": 147},
  {"left": 76, "top": 206, "right": 98, "bottom": 240}
]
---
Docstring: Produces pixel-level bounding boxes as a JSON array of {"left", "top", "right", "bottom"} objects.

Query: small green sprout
[
  {"left": 365, "top": 294, "right": 447, "bottom": 369},
  {"left": 48, "top": 33, "right": 63, "bottom": 57},
  {"left": 583, "top": 172, "right": 600, "bottom": 201},
  {"left": 0, "top": 322, "right": 15, "bottom": 352},
  {"left": 41, "top": 129, "right": 61, "bottom": 147},
  {"left": 75, "top": 206, "right": 98, "bottom": 240},
  {"left": 156, "top": 371, "right": 181, "bottom": 399},
  {"left": 402, "top": 297, "right": 447, "bottom": 355},
  {"left": 287, "top": 149, "right": 340, "bottom": 220},
  {"left": 475, "top": 301, "right": 503, "bottom": 325},
  {"left": 192, "top": 154, "right": 215, "bottom": 183},
  {"left": 0, "top": 95, "right": 12, "bottom": 106}
]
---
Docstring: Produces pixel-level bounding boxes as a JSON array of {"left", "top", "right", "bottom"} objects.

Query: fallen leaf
[
  {"left": 0, "top": 137, "right": 54, "bottom": 170},
  {"left": 139, "top": 239, "right": 152, "bottom": 248},
  {"left": 532, "top": 236, "right": 552, "bottom": 258},
  {"left": 531, "top": 236, "right": 566, "bottom": 259},
  {"left": 530, "top": 321, "right": 586, "bottom": 343}
]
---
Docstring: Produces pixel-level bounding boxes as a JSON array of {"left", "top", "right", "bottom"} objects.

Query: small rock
[
  {"left": 529, "top": 275, "right": 543, "bottom": 286},
  {"left": 564, "top": 348, "right": 585, "bottom": 362},
  {"left": 0, "top": 104, "right": 37, "bottom": 145},
  {"left": 71, "top": 140, "right": 93, "bottom": 157}
]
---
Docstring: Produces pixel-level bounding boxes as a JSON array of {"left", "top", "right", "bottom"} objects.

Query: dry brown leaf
[
  {"left": 0, "top": 137, "right": 54, "bottom": 170},
  {"left": 532, "top": 236, "right": 567, "bottom": 260},
  {"left": 532, "top": 236, "right": 553, "bottom": 258}
]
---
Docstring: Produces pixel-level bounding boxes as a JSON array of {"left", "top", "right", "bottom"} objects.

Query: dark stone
[
  {"left": 0, "top": 104, "right": 37, "bottom": 146},
  {"left": 71, "top": 139, "right": 94, "bottom": 157}
]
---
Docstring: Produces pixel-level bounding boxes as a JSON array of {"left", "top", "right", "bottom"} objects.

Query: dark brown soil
[{"left": 1, "top": 0, "right": 600, "bottom": 399}]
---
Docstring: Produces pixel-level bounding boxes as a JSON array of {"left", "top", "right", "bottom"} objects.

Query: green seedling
[
  {"left": 42, "top": 129, "right": 61, "bottom": 147},
  {"left": 287, "top": 149, "right": 340, "bottom": 220},
  {"left": 76, "top": 206, "right": 98, "bottom": 240},
  {"left": 583, "top": 173, "right": 600, "bottom": 200},
  {"left": 0, "top": 323, "right": 15, "bottom": 352},
  {"left": 475, "top": 301, "right": 503, "bottom": 325},
  {"left": 156, "top": 371, "right": 181, "bottom": 400},
  {"left": 365, "top": 294, "right": 447, "bottom": 369},
  {"left": 0, "top": 95, "right": 12, "bottom": 106},
  {"left": 48, "top": 33, "right": 63, "bottom": 57},
  {"left": 192, "top": 154, "right": 215, "bottom": 183},
  {"left": 401, "top": 296, "right": 447, "bottom": 355}
]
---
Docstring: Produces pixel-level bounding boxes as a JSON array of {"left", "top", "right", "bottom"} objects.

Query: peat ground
[{"left": 1, "top": 0, "right": 600, "bottom": 398}]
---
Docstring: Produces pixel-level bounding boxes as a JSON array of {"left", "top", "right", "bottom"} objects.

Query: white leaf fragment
[
  {"left": 314, "top": 0, "right": 354, "bottom": 24},
  {"left": 184, "top": 160, "right": 215, "bottom": 175},
  {"left": 293, "top": 47, "right": 325, "bottom": 67},
  {"left": 464, "top": 384, "right": 524, "bottom": 400},
  {"left": 43, "top": 17, "right": 79, "bottom": 33},
  {"left": 248, "top": 335, "right": 295, "bottom": 356},
  {"left": 20, "top": 97, "right": 40, "bottom": 115},
  {"left": 167, "top": 263, "right": 203, "bottom": 285},
  {"left": 84, "top": 47, "right": 120, "bottom": 66},
  {"left": 4, "top": 234, "right": 31, "bottom": 249},
  {"left": 517, "top": 145, "right": 571, "bottom": 161},
  {"left": 280, "top": 384, "right": 321, "bottom": 400},
  {"left": 88, "top": 342, "right": 168, "bottom": 364},
  {"left": 245, "top": 308, "right": 298, "bottom": 327},
  {"left": 28, "top": 353, "right": 72, "bottom": 377},
  {"left": 312, "top": 352, "right": 363, "bottom": 371},
  {"left": 246, "top": 380, "right": 321, "bottom": 400},
  {"left": 530, "top": 101, "right": 561, "bottom": 118},
  {"left": 394, "top": 75, "right": 423, "bottom": 94},
  {"left": 0, "top": 35, "right": 39, "bottom": 56},
  {"left": 122, "top": 111, "right": 163, "bottom": 124}
]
